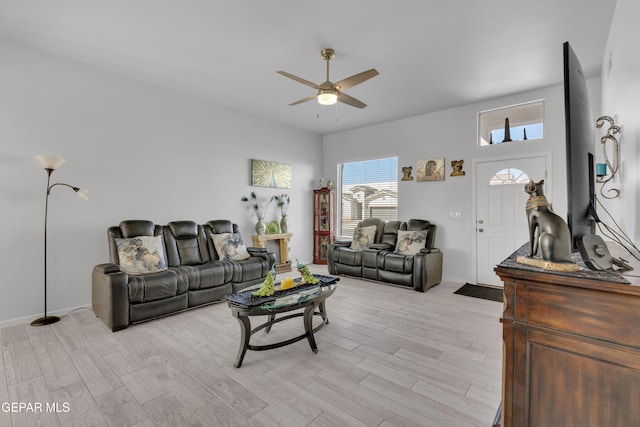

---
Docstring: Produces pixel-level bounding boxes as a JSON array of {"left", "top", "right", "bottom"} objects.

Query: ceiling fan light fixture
[{"left": 318, "top": 90, "right": 337, "bottom": 105}]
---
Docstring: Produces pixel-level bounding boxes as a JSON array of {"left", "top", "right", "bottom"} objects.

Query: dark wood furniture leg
[{"left": 233, "top": 315, "right": 251, "bottom": 368}]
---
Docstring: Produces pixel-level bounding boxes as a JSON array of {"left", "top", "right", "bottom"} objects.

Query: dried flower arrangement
[
  {"left": 241, "top": 192, "right": 271, "bottom": 221},
  {"left": 271, "top": 193, "right": 290, "bottom": 216}
]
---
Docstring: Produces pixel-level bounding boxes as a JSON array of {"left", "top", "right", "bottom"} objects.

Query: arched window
[{"left": 489, "top": 168, "right": 530, "bottom": 186}]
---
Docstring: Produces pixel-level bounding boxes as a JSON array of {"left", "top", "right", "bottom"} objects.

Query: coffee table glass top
[{"left": 224, "top": 274, "right": 338, "bottom": 309}]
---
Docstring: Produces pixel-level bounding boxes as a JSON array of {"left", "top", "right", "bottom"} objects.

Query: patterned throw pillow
[
  {"left": 115, "top": 235, "right": 168, "bottom": 275},
  {"left": 212, "top": 233, "right": 251, "bottom": 261},
  {"left": 395, "top": 229, "right": 428, "bottom": 255},
  {"left": 350, "top": 225, "right": 377, "bottom": 250}
]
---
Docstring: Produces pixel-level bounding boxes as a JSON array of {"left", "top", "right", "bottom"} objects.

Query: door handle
[{"left": 478, "top": 228, "right": 484, "bottom": 232}]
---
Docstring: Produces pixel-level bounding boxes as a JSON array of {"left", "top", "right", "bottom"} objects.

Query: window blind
[{"left": 338, "top": 157, "right": 398, "bottom": 238}]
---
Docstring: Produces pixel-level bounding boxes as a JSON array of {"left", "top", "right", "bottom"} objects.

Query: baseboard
[{"left": 0, "top": 304, "right": 92, "bottom": 329}]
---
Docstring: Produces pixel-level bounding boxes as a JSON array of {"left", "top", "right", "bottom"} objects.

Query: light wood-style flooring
[{"left": 1, "top": 266, "right": 502, "bottom": 426}]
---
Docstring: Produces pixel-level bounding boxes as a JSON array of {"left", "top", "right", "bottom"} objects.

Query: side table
[{"left": 251, "top": 232, "right": 292, "bottom": 273}]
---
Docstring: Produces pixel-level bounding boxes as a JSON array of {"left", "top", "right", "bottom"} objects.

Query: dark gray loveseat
[
  {"left": 92, "top": 219, "right": 275, "bottom": 331},
  {"left": 327, "top": 218, "right": 443, "bottom": 292}
]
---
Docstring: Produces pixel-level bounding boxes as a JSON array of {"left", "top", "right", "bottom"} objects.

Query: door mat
[{"left": 454, "top": 283, "right": 503, "bottom": 302}]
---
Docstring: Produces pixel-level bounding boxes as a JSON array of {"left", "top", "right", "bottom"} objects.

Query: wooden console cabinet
[{"left": 495, "top": 246, "right": 639, "bottom": 427}]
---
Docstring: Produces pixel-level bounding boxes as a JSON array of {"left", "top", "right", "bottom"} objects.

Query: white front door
[{"left": 475, "top": 156, "right": 548, "bottom": 286}]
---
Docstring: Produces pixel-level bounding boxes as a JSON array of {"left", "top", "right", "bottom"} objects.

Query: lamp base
[{"left": 30, "top": 316, "right": 60, "bottom": 326}]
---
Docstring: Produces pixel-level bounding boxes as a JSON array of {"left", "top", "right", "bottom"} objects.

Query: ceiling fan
[{"left": 278, "top": 48, "right": 379, "bottom": 109}]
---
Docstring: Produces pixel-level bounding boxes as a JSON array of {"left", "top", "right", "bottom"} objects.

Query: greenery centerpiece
[
  {"left": 241, "top": 192, "right": 271, "bottom": 235},
  {"left": 271, "top": 193, "right": 290, "bottom": 233}
]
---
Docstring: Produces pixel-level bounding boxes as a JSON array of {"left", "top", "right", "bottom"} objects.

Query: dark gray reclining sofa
[
  {"left": 92, "top": 219, "right": 275, "bottom": 331},
  {"left": 327, "top": 218, "right": 443, "bottom": 292}
]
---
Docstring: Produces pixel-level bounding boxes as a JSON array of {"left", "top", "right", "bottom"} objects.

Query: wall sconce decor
[
  {"left": 595, "top": 116, "right": 621, "bottom": 199},
  {"left": 33, "top": 155, "right": 88, "bottom": 326}
]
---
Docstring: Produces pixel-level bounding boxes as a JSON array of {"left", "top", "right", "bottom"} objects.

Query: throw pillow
[
  {"left": 212, "top": 233, "right": 251, "bottom": 261},
  {"left": 395, "top": 229, "right": 428, "bottom": 255},
  {"left": 116, "top": 235, "right": 168, "bottom": 275},
  {"left": 350, "top": 225, "right": 377, "bottom": 250}
]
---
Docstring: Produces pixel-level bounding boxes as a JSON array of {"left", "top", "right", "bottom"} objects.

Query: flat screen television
[{"left": 563, "top": 41, "right": 597, "bottom": 250}]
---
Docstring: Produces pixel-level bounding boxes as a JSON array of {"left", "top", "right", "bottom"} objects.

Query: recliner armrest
[
  {"left": 421, "top": 247, "right": 441, "bottom": 254},
  {"left": 93, "top": 263, "right": 122, "bottom": 275},
  {"left": 328, "top": 240, "right": 351, "bottom": 274},
  {"left": 368, "top": 243, "right": 393, "bottom": 251},
  {"left": 412, "top": 249, "right": 443, "bottom": 292},
  {"left": 247, "top": 247, "right": 277, "bottom": 267},
  {"left": 92, "top": 263, "right": 130, "bottom": 332}
]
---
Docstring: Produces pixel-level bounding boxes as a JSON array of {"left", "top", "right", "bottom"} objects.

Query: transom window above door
[{"left": 478, "top": 100, "right": 544, "bottom": 146}]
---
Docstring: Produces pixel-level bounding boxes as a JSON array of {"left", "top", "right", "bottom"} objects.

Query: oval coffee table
[{"left": 226, "top": 281, "right": 337, "bottom": 368}]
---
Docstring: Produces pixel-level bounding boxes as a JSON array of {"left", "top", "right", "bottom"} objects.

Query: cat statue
[{"left": 524, "top": 179, "right": 573, "bottom": 263}]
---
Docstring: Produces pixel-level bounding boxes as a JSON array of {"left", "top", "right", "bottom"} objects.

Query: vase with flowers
[
  {"left": 241, "top": 192, "right": 271, "bottom": 235},
  {"left": 271, "top": 193, "right": 290, "bottom": 233}
]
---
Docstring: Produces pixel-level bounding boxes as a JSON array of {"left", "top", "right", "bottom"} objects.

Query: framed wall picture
[
  {"left": 251, "top": 159, "right": 292, "bottom": 189},
  {"left": 416, "top": 158, "right": 445, "bottom": 182}
]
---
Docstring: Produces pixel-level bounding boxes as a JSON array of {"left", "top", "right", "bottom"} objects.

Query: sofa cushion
[
  {"left": 207, "top": 219, "right": 235, "bottom": 234},
  {"left": 381, "top": 253, "right": 414, "bottom": 274},
  {"left": 116, "top": 236, "right": 168, "bottom": 275},
  {"left": 380, "top": 220, "right": 403, "bottom": 246},
  {"left": 167, "top": 221, "right": 204, "bottom": 265},
  {"left": 119, "top": 220, "right": 156, "bottom": 238},
  {"left": 406, "top": 219, "right": 436, "bottom": 248},
  {"left": 360, "top": 218, "right": 386, "bottom": 242},
  {"left": 127, "top": 268, "right": 187, "bottom": 303},
  {"left": 230, "top": 257, "right": 269, "bottom": 283},
  {"left": 351, "top": 225, "right": 377, "bottom": 250},
  {"left": 336, "top": 247, "right": 363, "bottom": 266},
  {"left": 395, "top": 229, "right": 428, "bottom": 255},
  {"left": 212, "top": 233, "right": 251, "bottom": 261},
  {"left": 177, "top": 262, "right": 232, "bottom": 290}
]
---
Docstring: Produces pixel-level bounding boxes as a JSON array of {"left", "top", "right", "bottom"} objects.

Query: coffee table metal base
[{"left": 232, "top": 299, "right": 329, "bottom": 368}]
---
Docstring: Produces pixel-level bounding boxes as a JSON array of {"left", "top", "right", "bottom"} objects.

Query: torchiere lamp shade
[{"left": 36, "top": 155, "right": 65, "bottom": 171}]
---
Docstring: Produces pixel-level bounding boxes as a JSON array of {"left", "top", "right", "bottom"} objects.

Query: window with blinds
[{"left": 338, "top": 157, "right": 398, "bottom": 238}]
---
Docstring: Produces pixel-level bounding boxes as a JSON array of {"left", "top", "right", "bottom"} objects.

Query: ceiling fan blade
[
  {"left": 277, "top": 71, "right": 321, "bottom": 90},
  {"left": 289, "top": 93, "right": 318, "bottom": 106},
  {"left": 337, "top": 92, "right": 367, "bottom": 109},
  {"left": 334, "top": 69, "right": 379, "bottom": 90}
]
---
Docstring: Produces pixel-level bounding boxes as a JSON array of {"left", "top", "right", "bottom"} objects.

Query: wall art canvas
[
  {"left": 416, "top": 158, "right": 445, "bottom": 182},
  {"left": 251, "top": 159, "right": 292, "bottom": 189},
  {"left": 401, "top": 166, "right": 414, "bottom": 181},
  {"left": 450, "top": 159, "right": 466, "bottom": 176}
]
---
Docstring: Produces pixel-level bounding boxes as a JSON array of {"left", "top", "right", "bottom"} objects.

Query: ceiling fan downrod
[{"left": 321, "top": 48, "right": 335, "bottom": 83}]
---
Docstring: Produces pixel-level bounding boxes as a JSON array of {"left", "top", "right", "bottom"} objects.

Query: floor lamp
[{"left": 32, "top": 155, "right": 89, "bottom": 327}]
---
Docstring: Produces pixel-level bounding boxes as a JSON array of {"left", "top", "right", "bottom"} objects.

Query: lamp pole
[
  {"left": 32, "top": 156, "right": 88, "bottom": 327},
  {"left": 32, "top": 168, "right": 59, "bottom": 326}
]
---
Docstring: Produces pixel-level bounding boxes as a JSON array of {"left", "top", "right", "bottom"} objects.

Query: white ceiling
[{"left": 0, "top": 1, "right": 617, "bottom": 136}]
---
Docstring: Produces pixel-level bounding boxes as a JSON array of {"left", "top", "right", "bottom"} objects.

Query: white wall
[
  {"left": 0, "top": 39, "right": 322, "bottom": 326},
  {"left": 600, "top": 0, "right": 640, "bottom": 242},
  {"left": 323, "top": 79, "right": 601, "bottom": 284}
]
